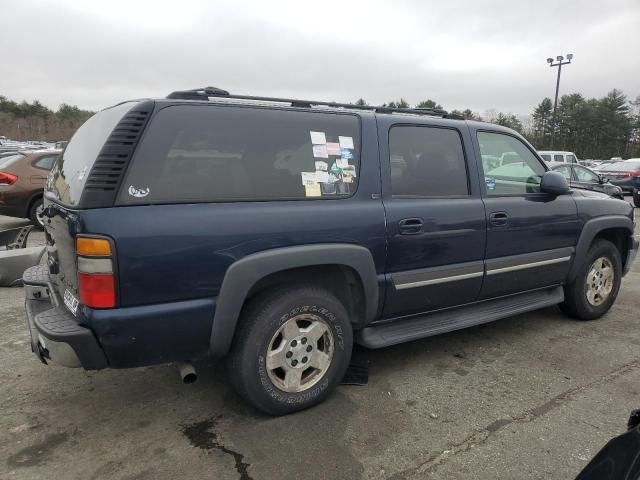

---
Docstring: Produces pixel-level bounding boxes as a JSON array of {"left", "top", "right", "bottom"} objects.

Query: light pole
[{"left": 547, "top": 53, "right": 573, "bottom": 148}]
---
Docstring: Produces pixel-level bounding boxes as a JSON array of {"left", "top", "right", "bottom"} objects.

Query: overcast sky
[{"left": 1, "top": 0, "right": 638, "bottom": 115}]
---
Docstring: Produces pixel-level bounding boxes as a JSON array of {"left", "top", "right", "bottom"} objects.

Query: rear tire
[
  {"left": 28, "top": 198, "right": 44, "bottom": 229},
  {"left": 560, "top": 239, "right": 622, "bottom": 320},
  {"left": 633, "top": 189, "right": 640, "bottom": 208},
  {"left": 226, "top": 285, "right": 353, "bottom": 415}
]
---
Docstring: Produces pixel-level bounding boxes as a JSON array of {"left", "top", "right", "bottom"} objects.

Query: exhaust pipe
[{"left": 177, "top": 361, "right": 197, "bottom": 384}]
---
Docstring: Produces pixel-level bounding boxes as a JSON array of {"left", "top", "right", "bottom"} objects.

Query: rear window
[
  {"left": 118, "top": 105, "right": 360, "bottom": 204},
  {"left": 47, "top": 102, "right": 136, "bottom": 206},
  {"left": 0, "top": 153, "right": 24, "bottom": 169}
]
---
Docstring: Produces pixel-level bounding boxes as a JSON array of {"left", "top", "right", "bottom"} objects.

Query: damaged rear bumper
[{"left": 23, "top": 265, "right": 107, "bottom": 369}]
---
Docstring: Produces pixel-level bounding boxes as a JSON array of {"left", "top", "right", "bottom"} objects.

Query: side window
[
  {"left": 555, "top": 165, "right": 573, "bottom": 181},
  {"left": 478, "top": 132, "right": 545, "bottom": 195},
  {"left": 33, "top": 155, "right": 58, "bottom": 170},
  {"left": 118, "top": 106, "right": 360, "bottom": 204},
  {"left": 574, "top": 166, "right": 599, "bottom": 183},
  {"left": 540, "top": 154, "right": 552, "bottom": 162},
  {"left": 554, "top": 154, "right": 564, "bottom": 162},
  {"left": 566, "top": 154, "right": 577, "bottom": 164},
  {"left": 389, "top": 126, "right": 468, "bottom": 197}
]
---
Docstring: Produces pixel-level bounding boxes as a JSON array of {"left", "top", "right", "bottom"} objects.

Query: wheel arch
[
  {"left": 209, "top": 244, "right": 378, "bottom": 357},
  {"left": 26, "top": 192, "right": 43, "bottom": 218},
  {"left": 567, "top": 216, "right": 634, "bottom": 282}
]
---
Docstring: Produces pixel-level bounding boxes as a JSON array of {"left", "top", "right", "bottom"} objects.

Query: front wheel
[
  {"left": 227, "top": 285, "right": 353, "bottom": 415},
  {"left": 560, "top": 239, "right": 622, "bottom": 320}
]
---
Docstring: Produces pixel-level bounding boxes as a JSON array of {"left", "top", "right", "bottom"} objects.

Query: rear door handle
[
  {"left": 398, "top": 218, "right": 423, "bottom": 235},
  {"left": 489, "top": 212, "right": 508, "bottom": 227}
]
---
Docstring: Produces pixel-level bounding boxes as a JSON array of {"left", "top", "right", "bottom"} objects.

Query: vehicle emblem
[{"left": 128, "top": 185, "right": 150, "bottom": 198}]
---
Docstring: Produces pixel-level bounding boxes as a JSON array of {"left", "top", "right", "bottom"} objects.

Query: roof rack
[{"left": 165, "top": 87, "right": 450, "bottom": 118}]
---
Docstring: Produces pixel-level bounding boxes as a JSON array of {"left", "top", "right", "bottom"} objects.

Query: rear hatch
[{"left": 42, "top": 101, "right": 153, "bottom": 310}]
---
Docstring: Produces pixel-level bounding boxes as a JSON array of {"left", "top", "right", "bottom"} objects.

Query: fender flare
[
  {"left": 208, "top": 243, "right": 378, "bottom": 357},
  {"left": 567, "top": 215, "right": 634, "bottom": 282}
]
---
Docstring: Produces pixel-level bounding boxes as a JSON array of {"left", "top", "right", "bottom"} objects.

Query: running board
[{"left": 356, "top": 286, "right": 564, "bottom": 349}]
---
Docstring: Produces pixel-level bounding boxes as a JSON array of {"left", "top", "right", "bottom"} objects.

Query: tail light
[
  {"left": 624, "top": 171, "right": 640, "bottom": 177},
  {"left": 75, "top": 236, "right": 116, "bottom": 308},
  {"left": 0, "top": 172, "right": 18, "bottom": 185}
]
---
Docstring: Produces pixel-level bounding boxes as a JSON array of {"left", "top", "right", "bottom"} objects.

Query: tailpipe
[{"left": 177, "top": 361, "right": 197, "bottom": 384}]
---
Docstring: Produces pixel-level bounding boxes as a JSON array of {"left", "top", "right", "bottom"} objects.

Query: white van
[{"left": 538, "top": 150, "right": 580, "bottom": 164}]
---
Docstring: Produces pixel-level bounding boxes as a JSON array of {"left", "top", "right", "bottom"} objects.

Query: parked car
[
  {"left": 0, "top": 149, "right": 61, "bottom": 226},
  {"left": 547, "top": 162, "right": 624, "bottom": 199},
  {"left": 538, "top": 150, "right": 580, "bottom": 164},
  {"left": 22, "top": 88, "right": 638, "bottom": 415},
  {"left": 596, "top": 159, "right": 640, "bottom": 193}
]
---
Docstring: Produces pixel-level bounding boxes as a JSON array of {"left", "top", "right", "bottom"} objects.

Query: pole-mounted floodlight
[{"left": 546, "top": 53, "right": 574, "bottom": 148}]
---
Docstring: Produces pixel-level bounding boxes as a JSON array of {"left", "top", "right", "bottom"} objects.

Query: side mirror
[
  {"left": 540, "top": 171, "right": 570, "bottom": 195},
  {"left": 600, "top": 176, "right": 609, "bottom": 184}
]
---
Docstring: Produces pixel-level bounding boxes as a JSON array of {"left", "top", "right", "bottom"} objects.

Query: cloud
[{"left": 1, "top": 0, "right": 638, "bottom": 114}]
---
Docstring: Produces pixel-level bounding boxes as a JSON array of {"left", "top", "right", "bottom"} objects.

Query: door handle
[
  {"left": 398, "top": 218, "right": 423, "bottom": 235},
  {"left": 489, "top": 212, "right": 508, "bottom": 227}
]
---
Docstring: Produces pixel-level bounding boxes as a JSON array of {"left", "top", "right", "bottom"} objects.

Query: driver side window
[
  {"left": 478, "top": 132, "right": 545, "bottom": 195},
  {"left": 574, "top": 166, "right": 599, "bottom": 183}
]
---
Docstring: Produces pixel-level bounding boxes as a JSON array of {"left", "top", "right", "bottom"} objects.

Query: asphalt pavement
[{"left": 1, "top": 207, "right": 639, "bottom": 480}]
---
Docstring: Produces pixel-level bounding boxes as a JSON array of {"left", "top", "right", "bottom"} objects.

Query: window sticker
[
  {"left": 330, "top": 162, "right": 342, "bottom": 175},
  {"left": 310, "top": 131, "right": 327, "bottom": 145},
  {"left": 338, "top": 136, "right": 354, "bottom": 149},
  {"left": 128, "top": 185, "right": 150, "bottom": 198},
  {"left": 301, "top": 171, "right": 330, "bottom": 185},
  {"left": 485, "top": 177, "right": 496, "bottom": 191},
  {"left": 315, "top": 160, "right": 328, "bottom": 171},
  {"left": 313, "top": 144, "right": 329, "bottom": 158},
  {"left": 335, "top": 158, "right": 349, "bottom": 168},
  {"left": 340, "top": 148, "right": 354, "bottom": 160},
  {"left": 326, "top": 142, "right": 341, "bottom": 156},
  {"left": 341, "top": 165, "right": 357, "bottom": 178},
  {"left": 305, "top": 183, "right": 322, "bottom": 197}
]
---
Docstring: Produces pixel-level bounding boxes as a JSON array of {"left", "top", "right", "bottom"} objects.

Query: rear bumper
[{"left": 23, "top": 265, "right": 108, "bottom": 369}]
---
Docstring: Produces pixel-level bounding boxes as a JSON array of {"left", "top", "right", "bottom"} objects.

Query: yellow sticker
[{"left": 305, "top": 183, "right": 322, "bottom": 197}]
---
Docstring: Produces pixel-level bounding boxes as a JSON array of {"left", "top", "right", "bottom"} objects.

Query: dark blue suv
[{"left": 23, "top": 87, "right": 638, "bottom": 415}]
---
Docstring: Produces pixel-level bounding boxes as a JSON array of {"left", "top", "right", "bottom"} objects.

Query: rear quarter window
[
  {"left": 47, "top": 102, "right": 137, "bottom": 206},
  {"left": 118, "top": 105, "right": 361, "bottom": 204}
]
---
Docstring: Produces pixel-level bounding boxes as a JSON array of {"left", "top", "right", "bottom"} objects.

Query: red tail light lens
[
  {"left": 0, "top": 172, "right": 18, "bottom": 185},
  {"left": 78, "top": 273, "right": 116, "bottom": 308}
]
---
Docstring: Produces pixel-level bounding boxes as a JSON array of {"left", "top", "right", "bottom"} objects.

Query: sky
[{"left": 1, "top": 0, "right": 639, "bottom": 115}]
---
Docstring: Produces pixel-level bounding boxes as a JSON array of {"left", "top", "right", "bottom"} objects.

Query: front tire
[
  {"left": 560, "top": 239, "right": 622, "bottom": 320},
  {"left": 227, "top": 285, "right": 353, "bottom": 415}
]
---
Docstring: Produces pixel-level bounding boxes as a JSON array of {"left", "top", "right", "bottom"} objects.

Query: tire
[
  {"left": 226, "top": 285, "right": 353, "bottom": 415},
  {"left": 633, "top": 189, "right": 640, "bottom": 208},
  {"left": 28, "top": 198, "right": 44, "bottom": 229},
  {"left": 560, "top": 239, "right": 622, "bottom": 320}
]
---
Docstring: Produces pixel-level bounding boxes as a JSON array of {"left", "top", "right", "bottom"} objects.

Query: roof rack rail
[{"left": 165, "top": 87, "right": 450, "bottom": 117}]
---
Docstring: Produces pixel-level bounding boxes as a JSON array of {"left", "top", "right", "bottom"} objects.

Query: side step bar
[{"left": 356, "top": 286, "right": 564, "bottom": 349}]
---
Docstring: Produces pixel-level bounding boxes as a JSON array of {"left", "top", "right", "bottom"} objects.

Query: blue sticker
[
  {"left": 340, "top": 148, "right": 354, "bottom": 160},
  {"left": 485, "top": 177, "right": 496, "bottom": 191}
]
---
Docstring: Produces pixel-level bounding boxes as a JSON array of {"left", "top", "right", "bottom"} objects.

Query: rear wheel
[
  {"left": 560, "top": 239, "right": 622, "bottom": 320},
  {"left": 227, "top": 285, "right": 353, "bottom": 415},
  {"left": 28, "top": 198, "right": 44, "bottom": 229}
]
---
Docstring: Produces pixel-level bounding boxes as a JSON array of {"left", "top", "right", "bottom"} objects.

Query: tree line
[
  {"left": 2, "top": 89, "right": 638, "bottom": 160},
  {"left": 355, "top": 89, "right": 640, "bottom": 159},
  {"left": 0, "top": 96, "right": 93, "bottom": 142}
]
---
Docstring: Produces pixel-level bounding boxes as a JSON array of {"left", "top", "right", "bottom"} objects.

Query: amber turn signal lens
[{"left": 76, "top": 237, "right": 112, "bottom": 256}]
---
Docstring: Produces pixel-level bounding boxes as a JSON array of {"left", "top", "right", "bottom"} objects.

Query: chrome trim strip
[
  {"left": 485, "top": 256, "right": 571, "bottom": 276},
  {"left": 394, "top": 271, "right": 484, "bottom": 290}
]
